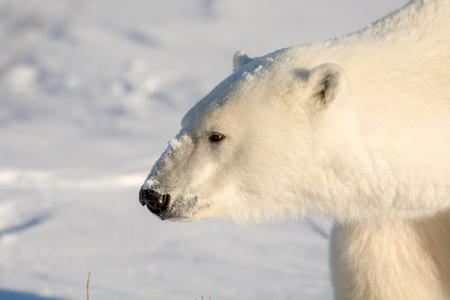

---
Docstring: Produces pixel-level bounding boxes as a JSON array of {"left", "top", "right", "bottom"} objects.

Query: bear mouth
[
  {"left": 146, "top": 201, "right": 170, "bottom": 219},
  {"left": 139, "top": 189, "right": 171, "bottom": 219},
  {"left": 139, "top": 188, "right": 204, "bottom": 221}
]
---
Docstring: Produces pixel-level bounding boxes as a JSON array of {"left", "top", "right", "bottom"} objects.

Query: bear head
[{"left": 140, "top": 49, "right": 362, "bottom": 224}]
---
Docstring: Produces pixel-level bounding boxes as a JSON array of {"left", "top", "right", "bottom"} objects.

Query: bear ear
[
  {"left": 307, "top": 63, "right": 346, "bottom": 108},
  {"left": 233, "top": 50, "right": 252, "bottom": 72}
]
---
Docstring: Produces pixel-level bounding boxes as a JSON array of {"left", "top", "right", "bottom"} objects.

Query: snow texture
[{"left": 0, "top": 0, "right": 408, "bottom": 299}]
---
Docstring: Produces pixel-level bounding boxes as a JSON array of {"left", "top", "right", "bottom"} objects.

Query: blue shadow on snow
[
  {"left": 0, "top": 289, "right": 64, "bottom": 300},
  {"left": 0, "top": 213, "right": 51, "bottom": 239}
]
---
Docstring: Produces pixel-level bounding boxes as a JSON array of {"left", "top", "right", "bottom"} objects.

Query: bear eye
[{"left": 208, "top": 132, "right": 226, "bottom": 143}]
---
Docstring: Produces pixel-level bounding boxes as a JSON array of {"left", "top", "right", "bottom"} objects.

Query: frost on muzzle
[{"left": 139, "top": 132, "right": 194, "bottom": 220}]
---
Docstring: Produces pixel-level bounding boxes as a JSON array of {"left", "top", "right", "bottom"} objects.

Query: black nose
[{"left": 139, "top": 189, "right": 170, "bottom": 216}]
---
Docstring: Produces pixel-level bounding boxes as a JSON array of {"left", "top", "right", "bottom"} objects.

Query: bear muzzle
[{"left": 139, "top": 189, "right": 170, "bottom": 218}]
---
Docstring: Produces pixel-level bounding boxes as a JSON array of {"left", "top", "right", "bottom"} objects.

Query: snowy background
[{"left": 0, "top": 1, "right": 408, "bottom": 299}]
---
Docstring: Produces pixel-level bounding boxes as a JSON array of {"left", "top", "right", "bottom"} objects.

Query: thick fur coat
[{"left": 140, "top": 0, "right": 450, "bottom": 299}]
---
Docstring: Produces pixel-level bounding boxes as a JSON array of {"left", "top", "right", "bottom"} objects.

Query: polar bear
[{"left": 139, "top": 0, "right": 450, "bottom": 299}]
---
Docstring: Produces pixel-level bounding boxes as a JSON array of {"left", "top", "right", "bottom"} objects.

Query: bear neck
[{"left": 330, "top": 210, "right": 450, "bottom": 300}]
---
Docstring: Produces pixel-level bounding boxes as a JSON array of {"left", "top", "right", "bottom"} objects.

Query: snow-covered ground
[{"left": 0, "top": 1, "right": 408, "bottom": 299}]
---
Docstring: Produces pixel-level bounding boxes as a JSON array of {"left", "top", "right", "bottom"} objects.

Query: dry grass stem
[{"left": 87, "top": 272, "right": 91, "bottom": 300}]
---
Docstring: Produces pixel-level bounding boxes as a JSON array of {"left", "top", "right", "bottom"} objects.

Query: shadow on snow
[
  {"left": 0, "top": 289, "right": 64, "bottom": 300},
  {"left": 0, "top": 213, "right": 52, "bottom": 238}
]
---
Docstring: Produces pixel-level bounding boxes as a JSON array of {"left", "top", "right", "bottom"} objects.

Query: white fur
[
  {"left": 142, "top": 0, "right": 450, "bottom": 298},
  {"left": 331, "top": 213, "right": 450, "bottom": 299}
]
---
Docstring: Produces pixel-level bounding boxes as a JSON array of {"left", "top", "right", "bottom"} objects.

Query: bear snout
[{"left": 139, "top": 189, "right": 170, "bottom": 217}]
